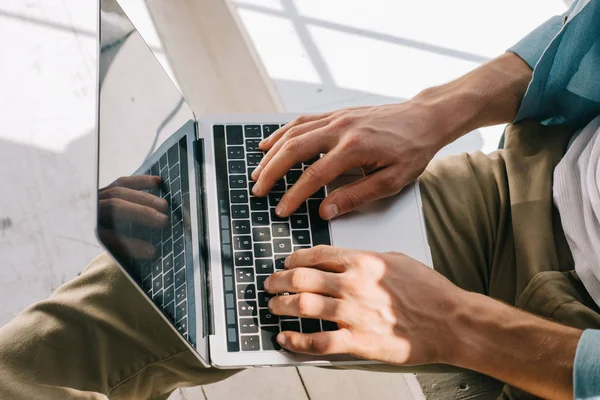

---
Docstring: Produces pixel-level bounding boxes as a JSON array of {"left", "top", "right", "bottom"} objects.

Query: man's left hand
[{"left": 264, "top": 246, "right": 465, "bottom": 366}]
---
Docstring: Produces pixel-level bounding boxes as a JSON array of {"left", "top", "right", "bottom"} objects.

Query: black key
[
  {"left": 171, "top": 178, "right": 181, "bottom": 195},
  {"left": 227, "top": 146, "right": 245, "bottom": 159},
  {"left": 257, "top": 275, "right": 268, "bottom": 290},
  {"left": 236, "top": 267, "right": 254, "bottom": 283},
  {"left": 165, "top": 301, "right": 175, "bottom": 321},
  {"left": 164, "top": 269, "right": 174, "bottom": 287},
  {"left": 294, "top": 246, "right": 310, "bottom": 252},
  {"left": 141, "top": 261, "right": 152, "bottom": 280},
  {"left": 151, "top": 228, "right": 161, "bottom": 245},
  {"left": 238, "top": 301, "right": 258, "bottom": 317},
  {"left": 251, "top": 212, "right": 269, "bottom": 226},
  {"left": 252, "top": 227, "right": 271, "bottom": 242},
  {"left": 152, "top": 259, "right": 162, "bottom": 277},
  {"left": 160, "top": 167, "right": 169, "bottom": 184},
  {"left": 322, "top": 320, "right": 338, "bottom": 331},
  {"left": 237, "top": 284, "right": 256, "bottom": 300},
  {"left": 254, "top": 242, "right": 273, "bottom": 258},
  {"left": 246, "top": 139, "right": 261, "bottom": 151},
  {"left": 272, "top": 223, "right": 290, "bottom": 238},
  {"left": 162, "top": 239, "right": 172, "bottom": 257},
  {"left": 247, "top": 153, "right": 263, "bottom": 166},
  {"left": 281, "top": 320, "right": 301, "bottom": 332},
  {"left": 163, "top": 253, "right": 174, "bottom": 272},
  {"left": 292, "top": 230, "right": 311, "bottom": 245},
  {"left": 151, "top": 162, "right": 160, "bottom": 177},
  {"left": 301, "top": 318, "right": 321, "bottom": 333},
  {"left": 173, "top": 237, "right": 184, "bottom": 255},
  {"left": 250, "top": 197, "right": 268, "bottom": 211},
  {"left": 291, "top": 215, "right": 309, "bottom": 229},
  {"left": 232, "top": 220, "right": 251, "bottom": 234},
  {"left": 226, "top": 125, "right": 243, "bottom": 145},
  {"left": 241, "top": 335, "right": 260, "bottom": 351},
  {"left": 228, "top": 160, "right": 245, "bottom": 174},
  {"left": 231, "top": 190, "right": 249, "bottom": 204},
  {"left": 261, "top": 326, "right": 281, "bottom": 350},
  {"left": 173, "top": 207, "right": 183, "bottom": 224},
  {"left": 164, "top": 285, "right": 174, "bottom": 304},
  {"left": 240, "top": 317, "right": 259, "bottom": 333},
  {"left": 234, "top": 236, "right": 252, "bottom": 251},
  {"left": 175, "top": 268, "right": 186, "bottom": 287},
  {"left": 308, "top": 199, "right": 331, "bottom": 246},
  {"left": 159, "top": 153, "right": 168, "bottom": 169},
  {"left": 248, "top": 167, "right": 256, "bottom": 180},
  {"left": 162, "top": 225, "right": 172, "bottom": 242},
  {"left": 234, "top": 252, "right": 253, "bottom": 266},
  {"left": 153, "top": 275, "right": 162, "bottom": 293},
  {"left": 229, "top": 174, "right": 247, "bottom": 189},
  {"left": 297, "top": 202, "right": 307, "bottom": 213},
  {"left": 269, "top": 192, "right": 284, "bottom": 208},
  {"left": 262, "top": 124, "right": 280, "bottom": 138},
  {"left": 311, "top": 187, "right": 326, "bottom": 199},
  {"left": 255, "top": 259, "right": 274, "bottom": 274},
  {"left": 286, "top": 170, "right": 301, "bottom": 184},
  {"left": 167, "top": 144, "right": 179, "bottom": 164},
  {"left": 248, "top": 181, "right": 256, "bottom": 193},
  {"left": 176, "top": 317, "right": 188, "bottom": 334},
  {"left": 260, "top": 309, "right": 279, "bottom": 325},
  {"left": 258, "top": 291, "right": 274, "bottom": 307},
  {"left": 304, "top": 155, "right": 320, "bottom": 165},
  {"left": 273, "top": 179, "right": 286, "bottom": 191},
  {"left": 176, "top": 301, "right": 187, "bottom": 321},
  {"left": 270, "top": 208, "right": 288, "bottom": 222},
  {"left": 173, "top": 222, "right": 184, "bottom": 240},
  {"left": 273, "top": 238, "right": 292, "bottom": 253},
  {"left": 291, "top": 162, "right": 303, "bottom": 170},
  {"left": 169, "top": 163, "right": 180, "bottom": 181},
  {"left": 231, "top": 205, "right": 250, "bottom": 219},
  {"left": 176, "top": 285, "right": 186, "bottom": 303},
  {"left": 153, "top": 289, "right": 164, "bottom": 307},
  {"left": 172, "top": 191, "right": 182, "bottom": 208},
  {"left": 174, "top": 253, "right": 185, "bottom": 271},
  {"left": 275, "top": 255, "right": 288, "bottom": 270},
  {"left": 244, "top": 125, "right": 262, "bottom": 138}
]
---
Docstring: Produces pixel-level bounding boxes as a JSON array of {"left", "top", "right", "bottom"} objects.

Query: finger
[
  {"left": 275, "top": 149, "right": 356, "bottom": 216},
  {"left": 259, "top": 112, "right": 332, "bottom": 152},
  {"left": 264, "top": 268, "right": 342, "bottom": 297},
  {"left": 269, "top": 293, "right": 350, "bottom": 323},
  {"left": 285, "top": 245, "right": 348, "bottom": 273},
  {"left": 105, "top": 175, "right": 161, "bottom": 190},
  {"left": 99, "top": 198, "right": 168, "bottom": 228},
  {"left": 98, "top": 186, "right": 167, "bottom": 212},
  {"left": 98, "top": 228, "right": 157, "bottom": 259},
  {"left": 320, "top": 168, "right": 404, "bottom": 220},
  {"left": 277, "top": 329, "right": 353, "bottom": 355}
]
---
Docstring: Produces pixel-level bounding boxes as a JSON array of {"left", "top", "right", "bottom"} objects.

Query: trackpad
[{"left": 326, "top": 176, "right": 433, "bottom": 267}]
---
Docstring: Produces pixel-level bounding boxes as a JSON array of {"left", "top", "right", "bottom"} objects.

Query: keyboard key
[
  {"left": 273, "top": 238, "right": 292, "bottom": 253},
  {"left": 163, "top": 253, "right": 173, "bottom": 271},
  {"left": 151, "top": 162, "right": 160, "bottom": 176},
  {"left": 228, "top": 160, "right": 245, "bottom": 174},
  {"left": 237, "top": 284, "right": 256, "bottom": 300},
  {"left": 269, "top": 192, "right": 284, "bottom": 207},
  {"left": 254, "top": 242, "right": 273, "bottom": 258},
  {"left": 261, "top": 326, "right": 281, "bottom": 350},
  {"left": 322, "top": 320, "right": 338, "bottom": 331},
  {"left": 308, "top": 199, "right": 331, "bottom": 246},
  {"left": 247, "top": 153, "right": 263, "bottom": 166},
  {"left": 176, "top": 301, "right": 187, "bottom": 321},
  {"left": 226, "top": 125, "right": 243, "bottom": 145},
  {"left": 251, "top": 212, "right": 269, "bottom": 226},
  {"left": 164, "top": 269, "right": 174, "bottom": 287},
  {"left": 257, "top": 275, "right": 268, "bottom": 290},
  {"left": 272, "top": 223, "right": 290, "bottom": 237},
  {"left": 244, "top": 125, "right": 261, "bottom": 138},
  {"left": 240, "top": 318, "right": 259, "bottom": 333},
  {"left": 227, "top": 146, "right": 245, "bottom": 159},
  {"left": 159, "top": 153, "right": 168, "bottom": 169},
  {"left": 255, "top": 259, "right": 274, "bottom": 274},
  {"left": 286, "top": 170, "right": 302, "bottom": 184},
  {"left": 311, "top": 187, "right": 326, "bottom": 199},
  {"left": 226, "top": 309, "right": 236, "bottom": 325},
  {"left": 167, "top": 145, "right": 179, "bottom": 165},
  {"left": 248, "top": 167, "right": 256, "bottom": 180},
  {"left": 252, "top": 227, "right": 271, "bottom": 242},
  {"left": 281, "top": 320, "right": 301, "bottom": 332},
  {"left": 238, "top": 301, "right": 258, "bottom": 317},
  {"left": 164, "top": 285, "right": 174, "bottom": 304},
  {"left": 171, "top": 178, "right": 181, "bottom": 194},
  {"left": 275, "top": 255, "right": 288, "bottom": 270},
  {"left": 273, "top": 179, "right": 286, "bottom": 191},
  {"left": 294, "top": 246, "right": 310, "bottom": 252},
  {"left": 258, "top": 291, "right": 274, "bottom": 307},
  {"left": 236, "top": 267, "right": 254, "bottom": 283},
  {"left": 234, "top": 236, "right": 252, "bottom": 251},
  {"left": 173, "top": 236, "right": 184, "bottom": 255},
  {"left": 176, "top": 285, "right": 186, "bottom": 303},
  {"left": 246, "top": 139, "right": 261, "bottom": 151},
  {"left": 173, "top": 222, "right": 184, "bottom": 240},
  {"left": 172, "top": 191, "right": 182, "bottom": 208},
  {"left": 260, "top": 309, "right": 279, "bottom": 325},
  {"left": 262, "top": 124, "right": 279, "bottom": 138},
  {"left": 176, "top": 317, "right": 188, "bottom": 334},
  {"left": 231, "top": 205, "right": 250, "bottom": 219},
  {"left": 169, "top": 164, "right": 180, "bottom": 181},
  {"left": 270, "top": 208, "right": 288, "bottom": 222},
  {"left": 250, "top": 197, "right": 268, "bottom": 211},
  {"left": 241, "top": 335, "right": 260, "bottom": 351},
  {"left": 165, "top": 301, "right": 175, "bottom": 321},
  {"left": 231, "top": 190, "right": 249, "bottom": 204},
  {"left": 301, "top": 318, "right": 321, "bottom": 333},
  {"left": 292, "top": 230, "right": 311, "bottom": 245},
  {"left": 296, "top": 202, "right": 307, "bottom": 213},
  {"left": 175, "top": 269, "right": 186, "bottom": 287},
  {"left": 291, "top": 215, "right": 309, "bottom": 229},
  {"left": 162, "top": 239, "right": 172, "bottom": 257},
  {"left": 153, "top": 275, "right": 162, "bottom": 292},
  {"left": 291, "top": 162, "right": 303, "bottom": 170},
  {"left": 229, "top": 175, "right": 247, "bottom": 188},
  {"left": 153, "top": 289, "right": 163, "bottom": 306},
  {"left": 174, "top": 253, "right": 185, "bottom": 271},
  {"left": 173, "top": 207, "right": 183, "bottom": 224},
  {"left": 232, "top": 220, "right": 251, "bottom": 234},
  {"left": 234, "top": 252, "right": 253, "bottom": 266}
]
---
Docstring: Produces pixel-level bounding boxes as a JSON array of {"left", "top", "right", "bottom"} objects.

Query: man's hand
[
  {"left": 264, "top": 246, "right": 464, "bottom": 365},
  {"left": 98, "top": 175, "right": 168, "bottom": 259},
  {"left": 252, "top": 104, "right": 442, "bottom": 220}
]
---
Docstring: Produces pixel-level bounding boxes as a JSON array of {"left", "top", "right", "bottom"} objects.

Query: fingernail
[
  {"left": 264, "top": 277, "right": 270, "bottom": 291},
  {"left": 322, "top": 203, "right": 339, "bottom": 220},
  {"left": 277, "top": 333, "right": 287, "bottom": 346},
  {"left": 284, "top": 256, "right": 290, "bottom": 268},
  {"left": 275, "top": 203, "right": 286, "bottom": 217},
  {"left": 252, "top": 165, "right": 263, "bottom": 180},
  {"left": 252, "top": 182, "right": 261, "bottom": 195}
]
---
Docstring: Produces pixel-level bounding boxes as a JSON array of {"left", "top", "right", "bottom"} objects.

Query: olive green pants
[{"left": 1, "top": 121, "right": 599, "bottom": 399}]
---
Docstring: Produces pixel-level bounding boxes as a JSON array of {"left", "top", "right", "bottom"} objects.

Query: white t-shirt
[{"left": 554, "top": 114, "right": 600, "bottom": 306}]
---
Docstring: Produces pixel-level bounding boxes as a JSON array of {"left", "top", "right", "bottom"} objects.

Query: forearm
[
  {"left": 449, "top": 292, "right": 582, "bottom": 399},
  {"left": 411, "top": 52, "right": 532, "bottom": 149}
]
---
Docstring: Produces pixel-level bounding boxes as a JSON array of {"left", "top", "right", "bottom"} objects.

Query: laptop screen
[{"left": 97, "top": 0, "right": 209, "bottom": 364}]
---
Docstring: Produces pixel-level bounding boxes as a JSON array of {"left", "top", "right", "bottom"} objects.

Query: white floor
[{"left": 0, "top": 0, "right": 568, "bottom": 398}]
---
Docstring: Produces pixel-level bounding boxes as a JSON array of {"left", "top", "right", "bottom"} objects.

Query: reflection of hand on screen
[{"left": 98, "top": 175, "right": 167, "bottom": 260}]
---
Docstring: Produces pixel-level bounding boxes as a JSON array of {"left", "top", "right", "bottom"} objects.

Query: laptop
[{"left": 96, "top": 0, "right": 432, "bottom": 369}]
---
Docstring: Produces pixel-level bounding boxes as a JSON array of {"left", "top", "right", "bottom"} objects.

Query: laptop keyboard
[
  {"left": 128, "top": 136, "right": 196, "bottom": 346},
  {"left": 214, "top": 124, "right": 336, "bottom": 352}
]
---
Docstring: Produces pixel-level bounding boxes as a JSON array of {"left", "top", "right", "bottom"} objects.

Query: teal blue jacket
[{"left": 507, "top": 0, "right": 600, "bottom": 397}]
